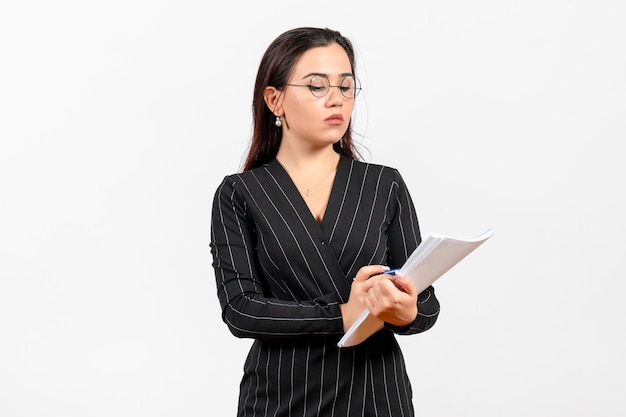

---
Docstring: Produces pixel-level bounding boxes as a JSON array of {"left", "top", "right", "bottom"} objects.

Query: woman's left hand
[{"left": 365, "top": 272, "right": 418, "bottom": 327}]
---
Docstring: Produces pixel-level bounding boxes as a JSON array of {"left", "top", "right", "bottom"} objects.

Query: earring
[{"left": 275, "top": 116, "right": 282, "bottom": 127}]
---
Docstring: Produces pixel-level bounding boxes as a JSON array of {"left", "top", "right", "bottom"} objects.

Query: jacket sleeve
[
  {"left": 384, "top": 169, "right": 440, "bottom": 335},
  {"left": 210, "top": 176, "right": 345, "bottom": 340}
]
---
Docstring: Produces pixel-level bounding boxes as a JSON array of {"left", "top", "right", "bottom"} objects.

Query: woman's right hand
[{"left": 339, "top": 265, "right": 390, "bottom": 331}]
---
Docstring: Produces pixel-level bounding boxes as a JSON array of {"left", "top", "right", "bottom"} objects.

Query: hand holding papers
[{"left": 337, "top": 228, "right": 495, "bottom": 348}]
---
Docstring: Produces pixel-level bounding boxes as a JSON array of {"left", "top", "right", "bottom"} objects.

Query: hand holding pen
[
  {"left": 341, "top": 265, "right": 418, "bottom": 329},
  {"left": 365, "top": 267, "right": 418, "bottom": 327}
]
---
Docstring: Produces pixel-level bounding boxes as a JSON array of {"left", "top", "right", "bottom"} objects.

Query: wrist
[{"left": 339, "top": 303, "right": 357, "bottom": 332}]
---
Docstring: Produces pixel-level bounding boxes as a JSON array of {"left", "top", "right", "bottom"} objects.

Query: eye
[
  {"left": 308, "top": 75, "right": 329, "bottom": 94},
  {"left": 340, "top": 76, "right": 355, "bottom": 88}
]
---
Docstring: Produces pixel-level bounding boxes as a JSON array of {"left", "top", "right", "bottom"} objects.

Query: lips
[{"left": 325, "top": 114, "right": 344, "bottom": 125}]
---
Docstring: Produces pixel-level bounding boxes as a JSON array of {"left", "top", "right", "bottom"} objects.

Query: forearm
[{"left": 217, "top": 276, "right": 345, "bottom": 340}]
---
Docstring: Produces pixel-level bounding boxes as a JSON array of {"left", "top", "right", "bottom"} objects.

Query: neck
[{"left": 276, "top": 146, "right": 340, "bottom": 172}]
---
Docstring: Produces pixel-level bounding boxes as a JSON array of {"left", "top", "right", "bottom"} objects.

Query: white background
[{"left": 1, "top": 1, "right": 625, "bottom": 416}]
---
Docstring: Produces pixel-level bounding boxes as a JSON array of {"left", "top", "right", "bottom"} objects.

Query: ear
[{"left": 263, "top": 86, "right": 283, "bottom": 116}]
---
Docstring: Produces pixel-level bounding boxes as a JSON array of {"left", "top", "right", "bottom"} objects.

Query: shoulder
[
  {"left": 216, "top": 163, "right": 272, "bottom": 190},
  {"left": 343, "top": 157, "right": 405, "bottom": 185},
  {"left": 213, "top": 161, "right": 281, "bottom": 207}
]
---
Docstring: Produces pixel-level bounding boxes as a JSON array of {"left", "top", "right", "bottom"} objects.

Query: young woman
[{"left": 210, "top": 27, "right": 440, "bottom": 417}]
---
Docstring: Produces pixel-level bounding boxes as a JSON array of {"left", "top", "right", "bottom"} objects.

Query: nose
[{"left": 325, "top": 86, "right": 344, "bottom": 106}]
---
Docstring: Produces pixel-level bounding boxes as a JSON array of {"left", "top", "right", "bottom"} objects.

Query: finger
[
  {"left": 372, "top": 279, "right": 403, "bottom": 304},
  {"left": 392, "top": 272, "right": 416, "bottom": 295},
  {"left": 367, "top": 283, "right": 400, "bottom": 314},
  {"left": 353, "top": 265, "right": 390, "bottom": 283}
]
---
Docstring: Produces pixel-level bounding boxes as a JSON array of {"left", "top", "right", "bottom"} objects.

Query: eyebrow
[{"left": 300, "top": 72, "right": 354, "bottom": 80}]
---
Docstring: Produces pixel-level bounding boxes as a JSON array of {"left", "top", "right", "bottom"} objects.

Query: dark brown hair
[{"left": 243, "top": 27, "right": 362, "bottom": 171}]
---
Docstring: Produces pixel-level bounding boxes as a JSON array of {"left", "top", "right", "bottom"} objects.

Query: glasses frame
[{"left": 285, "top": 74, "right": 362, "bottom": 99}]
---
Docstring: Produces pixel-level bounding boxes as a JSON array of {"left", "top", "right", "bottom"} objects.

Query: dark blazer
[{"left": 211, "top": 155, "right": 440, "bottom": 417}]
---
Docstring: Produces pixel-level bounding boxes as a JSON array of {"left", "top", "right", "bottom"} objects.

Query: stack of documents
[{"left": 337, "top": 228, "right": 495, "bottom": 348}]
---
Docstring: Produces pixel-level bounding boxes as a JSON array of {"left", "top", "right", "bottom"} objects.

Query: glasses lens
[
  {"left": 340, "top": 75, "right": 360, "bottom": 99},
  {"left": 308, "top": 75, "right": 330, "bottom": 97}
]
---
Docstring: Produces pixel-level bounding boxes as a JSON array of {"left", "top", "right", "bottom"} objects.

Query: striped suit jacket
[{"left": 211, "top": 155, "right": 440, "bottom": 417}]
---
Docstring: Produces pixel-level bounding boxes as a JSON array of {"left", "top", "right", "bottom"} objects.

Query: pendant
[{"left": 306, "top": 189, "right": 312, "bottom": 197}]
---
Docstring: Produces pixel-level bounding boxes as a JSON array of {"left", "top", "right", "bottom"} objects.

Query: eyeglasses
[{"left": 285, "top": 74, "right": 362, "bottom": 99}]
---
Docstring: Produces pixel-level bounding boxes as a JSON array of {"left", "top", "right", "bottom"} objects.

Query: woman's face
[{"left": 278, "top": 43, "right": 356, "bottom": 150}]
